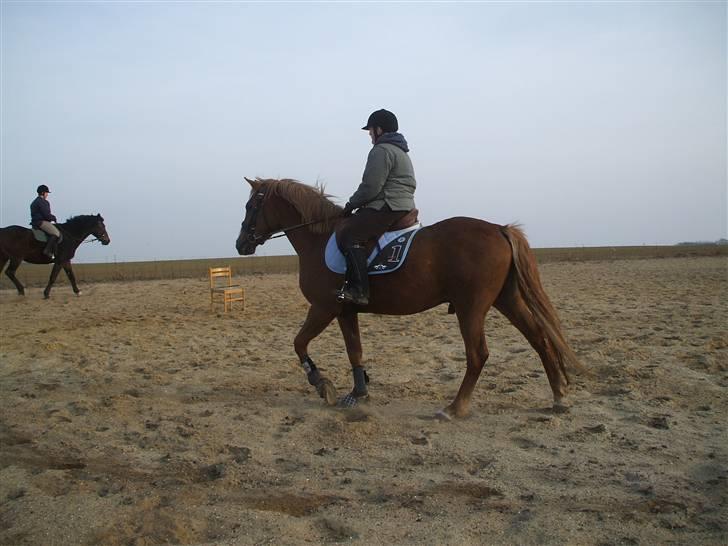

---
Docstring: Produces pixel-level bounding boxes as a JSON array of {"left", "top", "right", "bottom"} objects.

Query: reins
[{"left": 262, "top": 218, "right": 331, "bottom": 241}]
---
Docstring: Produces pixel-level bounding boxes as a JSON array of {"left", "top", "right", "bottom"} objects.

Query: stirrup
[{"left": 336, "top": 288, "right": 368, "bottom": 306}]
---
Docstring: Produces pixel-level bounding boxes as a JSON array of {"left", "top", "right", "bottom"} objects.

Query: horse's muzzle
[{"left": 236, "top": 233, "right": 256, "bottom": 256}]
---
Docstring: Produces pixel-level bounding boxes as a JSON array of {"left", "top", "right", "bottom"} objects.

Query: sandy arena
[{"left": 0, "top": 256, "right": 726, "bottom": 545}]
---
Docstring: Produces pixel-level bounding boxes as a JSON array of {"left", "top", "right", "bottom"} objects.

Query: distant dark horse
[
  {"left": 236, "top": 178, "right": 582, "bottom": 419},
  {"left": 0, "top": 215, "right": 110, "bottom": 298}
]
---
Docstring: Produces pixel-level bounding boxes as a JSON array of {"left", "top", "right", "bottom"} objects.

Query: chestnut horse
[
  {"left": 236, "top": 178, "right": 581, "bottom": 418},
  {"left": 0, "top": 214, "right": 110, "bottom": 298}
]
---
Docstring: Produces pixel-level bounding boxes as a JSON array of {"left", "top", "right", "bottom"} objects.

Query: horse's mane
[
  {"left": 63, "top": 215, "right": 102, "bottom": 231},
  {"left": 254, "top": 178, "right": 342, "bottom": 234}
]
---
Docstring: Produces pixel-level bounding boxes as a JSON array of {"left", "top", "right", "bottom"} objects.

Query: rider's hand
[{"left": 343, "top": 202, "right": 354, "bottom": 217}]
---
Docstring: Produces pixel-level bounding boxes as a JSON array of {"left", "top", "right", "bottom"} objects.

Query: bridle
[{"left": 242, "top": 188, "right": 333, "bottom": 245}]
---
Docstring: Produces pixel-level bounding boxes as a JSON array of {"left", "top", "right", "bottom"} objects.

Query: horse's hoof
[
  {"left": 75, "top": 291, "right": 82, "bottom": 297},
  {"left": 43, "top": 294, "right": 50, "bottom": 300},
  {"left": 435, "top": 409, "right": 453, "bottom": 421},
  {"left": 316, "top": 379, "right": 337, "bottom": 406}
]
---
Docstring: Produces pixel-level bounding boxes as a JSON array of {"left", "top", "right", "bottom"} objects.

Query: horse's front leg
[
  {"left": 43, "top": 262, "right": 64, "bottom": 299},
  {"left": 294, "top": 305, "right": 338, "bottom": 406},
  {"left": 337, "top": 312, "right": 370, "bottom": 405},
  {"left": 62, "top": 261, "right": 81, "bottom": 295}
]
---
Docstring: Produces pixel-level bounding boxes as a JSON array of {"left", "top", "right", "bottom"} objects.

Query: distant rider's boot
[
  {"left": 43, "top": 235, "right": 58, "bottom": 258},
  {"left": 336, "top": 245, "right": 370, "bottom": 306}
]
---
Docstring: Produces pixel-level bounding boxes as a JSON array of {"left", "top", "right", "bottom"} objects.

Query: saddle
[
  {"left": 32, "top": 229, "right": 62, "bottom": 244},
  {"left": 389, "top": 208, "right": 419, "bottom": 231},
  {"left": 325, "top": 209, "right": 422, "bottom": 275}
]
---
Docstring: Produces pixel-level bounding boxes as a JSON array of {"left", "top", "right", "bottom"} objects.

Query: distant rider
[
  {"left": 30, "top": 184, "right": 60, "bottom": 258},
  {"left": 336, "top": 109, "right": 417, "bottom": 305}
]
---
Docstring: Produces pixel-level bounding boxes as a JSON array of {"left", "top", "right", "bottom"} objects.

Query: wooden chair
[{"left": 209, "top": 266, "right": 245, "bottom": 312}]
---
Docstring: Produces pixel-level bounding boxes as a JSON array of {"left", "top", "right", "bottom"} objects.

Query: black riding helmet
[
  {"left": 37, "top": 184, "right": 50, "bottom": 194},
  {"left": 362, "top": 109, "right": 398, "bottom": 133}
]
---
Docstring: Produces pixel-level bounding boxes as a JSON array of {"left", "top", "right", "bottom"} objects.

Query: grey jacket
[{"left": 348, "top": 133, "right": 417, "bottom": 211}]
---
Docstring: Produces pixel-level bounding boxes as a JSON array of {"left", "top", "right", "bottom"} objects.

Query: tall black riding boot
[
  {"left": 43, "top": 235, "right": 59, "bottom": 258},
  {"left": 337, "top": 245, "right": 370, "bottom": 306}
]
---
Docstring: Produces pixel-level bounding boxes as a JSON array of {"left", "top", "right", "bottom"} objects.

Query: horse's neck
[
  {"left": 60, "top": 221, "right": 91, "bottom": 246},
  {"left": 276, "top": 207, "right": 331, "bottom": 256},
  {"left": 285, "top": 220, "right": 331, "bottom": 256}
]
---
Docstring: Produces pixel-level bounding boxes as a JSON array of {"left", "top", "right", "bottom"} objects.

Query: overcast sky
[{"left": 1, "top": 1, "right": 725, "bottom": 263}]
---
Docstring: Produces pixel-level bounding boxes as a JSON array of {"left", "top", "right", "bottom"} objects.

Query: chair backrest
[{"left": 209, "top": 266, "right": 233, "bottom": 289}]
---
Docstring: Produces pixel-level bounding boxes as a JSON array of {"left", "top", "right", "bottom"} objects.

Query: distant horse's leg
[
  {"left": 294, "top": 305, "right": 338, "bottom": 405},
  {"left": 61, "top": 261, "right": 81, "bottom": 295},
  {"left": 43, "top": 262, "right": 63, "bottom": 299},
  {"left": 441, "top": 307, "right": 489, "bottom": 419},
  {"left": 337, "top": 312, "right": 369, "bottom": 400},
  {"left": 4, "top": 257, "right": 26, "bottom": 296},
  {"left": 495, "top": 290, "right": 568, "bottom": 409}
]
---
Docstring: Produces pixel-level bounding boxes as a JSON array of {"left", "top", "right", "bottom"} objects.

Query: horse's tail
[{"left": 500, "top": 224, "right": 584, "bottom": 382}]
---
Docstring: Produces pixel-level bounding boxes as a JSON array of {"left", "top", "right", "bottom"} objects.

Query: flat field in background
[{"left": 2, "top": 244, "right": 725, "bottom": 288}]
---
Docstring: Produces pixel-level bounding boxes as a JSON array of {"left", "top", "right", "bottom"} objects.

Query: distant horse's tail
[{"left": 500, "top": 224, "right": 584, "bottom": 382}]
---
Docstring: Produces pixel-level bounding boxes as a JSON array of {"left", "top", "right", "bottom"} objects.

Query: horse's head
[
  {"left": 92, "top": 214, "right": 111, "bottom": 245},
  {"left": 236, "top": 177, "right": 343, "bottom": 255},
  {"left": 236, "top": 178, "right": 276, "bottom": 255}
]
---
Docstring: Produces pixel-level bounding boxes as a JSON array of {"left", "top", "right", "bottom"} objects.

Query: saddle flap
[{"left": 32, "top": 229, "right": 48, "bottom": 242}]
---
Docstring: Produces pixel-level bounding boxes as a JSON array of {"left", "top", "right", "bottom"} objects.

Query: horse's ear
[{"left": 244, "top": 177, "right": 259, "bottom": 189}]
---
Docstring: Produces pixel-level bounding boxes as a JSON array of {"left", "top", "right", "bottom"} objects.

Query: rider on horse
[
  {"left": 337, "top": 109, "right": 417, "bottom": 306},
  {"left": 30, "top": 184, "right": 60, "bottom": 258}
]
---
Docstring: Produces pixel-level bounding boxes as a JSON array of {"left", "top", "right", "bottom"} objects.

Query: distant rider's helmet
[{"left": 37, "top": 184, "right": 51, "bottom": 194}]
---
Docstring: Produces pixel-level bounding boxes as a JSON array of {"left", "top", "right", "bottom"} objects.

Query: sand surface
[{"left": 1, "top": 256, "right": 726, "bottom": 545}]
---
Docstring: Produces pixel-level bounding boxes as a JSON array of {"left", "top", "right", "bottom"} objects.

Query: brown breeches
[{"left": 336, "top": 207, "right": 409, "bottom": 251}]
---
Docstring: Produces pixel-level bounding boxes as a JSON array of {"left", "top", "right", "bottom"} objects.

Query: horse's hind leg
[
  {"left": 293, "top": 305, "right": 338, "bottom": 405},
  {"left": 4, "top": 257, "right": 26, "bottom": 295},
  {"left": 495, "top": 286, "right": 569, "bottom": 409},
  {"left": 441, "top": 308, "right": 489, "bottom": 419}
]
